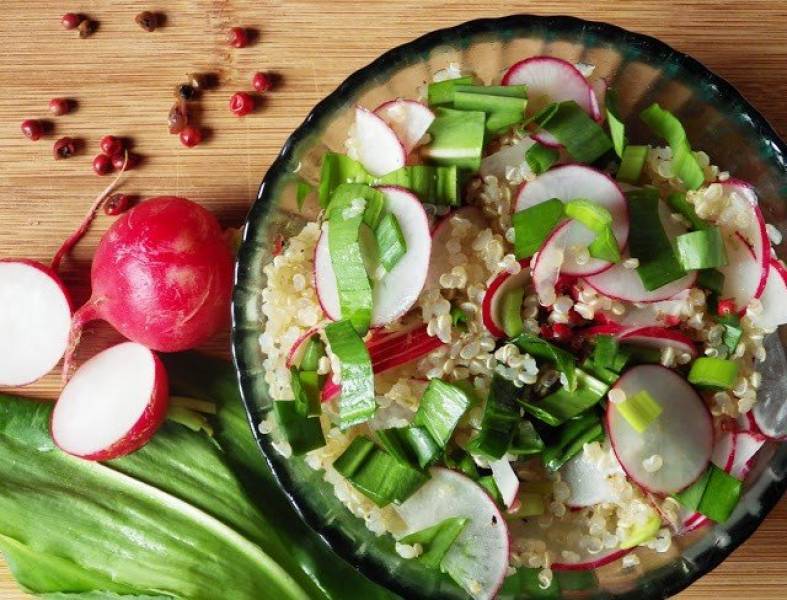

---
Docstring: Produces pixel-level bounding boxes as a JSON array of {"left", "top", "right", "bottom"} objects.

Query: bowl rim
[{"left": 232, "top": 13, "right": 787, "bottom": 599}]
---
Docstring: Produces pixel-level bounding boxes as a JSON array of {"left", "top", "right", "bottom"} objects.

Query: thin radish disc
[
  {"left": 515, "top": 165, "right": 628, "bottom": 276},
  {"left": 0, "top": 260, "right": 71, "bottom": 386},
  {"left": 502, "top": 56, "right": 594, "bottom": 115},
  {"left": 481, "top": 261, "right": 531, "bottom": 337},
  {"left": 619, "top": 326, "right": 698, "bottom": 358},
  {"left": 561, "top": 449, "right": 623, "bottom": 507},
  {"left": 352, "top": 106, "right": 406, "bottom": 176},
  {"left": 52, "top": 342, "right": 169, "bottom": 460},
  {"left": 607, "top": 365, "right": 713, "bottom": 495},
  {"left": 753, "top": 259, "right": 787, "bottom": 330},
  {"left": 374, "top": 100, "right": 434, "bottom": 154},
  {"left": 719, "top": 232, "right": 763, "bottom": 310},
  {"left": 490, "top": 458, "right": 519, "bottom": 508}
]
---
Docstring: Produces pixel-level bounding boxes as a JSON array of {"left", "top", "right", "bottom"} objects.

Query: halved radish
[
  {"left": 730, "top": 431, "right": 766, "bottom": 479},
  {"left": 51, "top": 341, "right": 169, "bottom": 460},
  {"left": 315, "top": 186, "right": 431, "bottom": 327},
  {"left": 753, "top": 258, "right": 787, "bottom": 330},
  {"left": 618, "top": 326, "right": 698, "bottom": 358},
  {"left": 351, "top": 106, "right": 406, "bottom": 176},
  {"left": 0, "top": 259, "right": 72, "bottom": 387},
  {"left": 502, "top": 56, "right": 595, "bottom": 117},
  {"left": 426, "top": 206, "right": 487, "bottom": 289},
  {"left": 515, "top": 165, "right": 628, "bottom": 276},
  {"left": 481, "top": 260, "right": 531, "bottom": 337},
  {"left": 583, "top": 262, "right": 696, "bottom": 303},
  {"left": 607, "top": 365, "right": 713, "bottom": 495},
  {"left": 395, "top": 468, "right": 509, "bottom": 600},
  {"left": 561, "top": 449, "right": 623, "bottom": 508},
  {"left": 374, "top": 100, "right": 435, "bottom": 155},
  {"left": 490, "top": 458, "right": 520, "bottom": 509},
  {"left": 718, "top": 232, "right": 766, "bottom": 311},
  {"left": 285, "top": 327, "right": 320, "bottom": 368},
  {"left": 596, "top": 290, "right": 690, "bottom": 328},
  {"left": 479, "top": 136, "right": 537, "bottom": 180}
]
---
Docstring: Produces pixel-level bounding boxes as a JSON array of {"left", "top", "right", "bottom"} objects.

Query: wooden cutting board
[{"left": 0, "top": 1, "right": 784, "bottom": 597}]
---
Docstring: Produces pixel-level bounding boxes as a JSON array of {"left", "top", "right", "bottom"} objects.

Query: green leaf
[
  {"left": 424, "top": 108, "right": 486, "bottom": 170},
  {"left": 616, "top": 145, "right": 648, "bottom": 184},
  {"left": 525, "top": 143, "right": 559, "bottom": 175},
  {"left": 640, "top": 103, "right": 704, "bottom": 190},
  {"left": 605, "top": 89, "right": 626, "bottom": 158},
  {"left": 536, "top": 101, "right": 613, "bottom": 163},
  {"left": 512, "top": 198, "right": 564, "bottom": 259},
  {"left": 325, "top": 319, "right": 376, "bottom": 428}
]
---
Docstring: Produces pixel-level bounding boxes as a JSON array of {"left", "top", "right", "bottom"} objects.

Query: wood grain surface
[{"left": 0, "top": 1, "right": 785, "bottom": 598}]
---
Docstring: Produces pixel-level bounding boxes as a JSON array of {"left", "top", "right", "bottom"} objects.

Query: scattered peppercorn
[
  {"left": 251, "top": 71, "right": 272, "bottom": 93},
  {"left": 61, "top": 13, "right": 82, "bottom": 30},
  {"left": 179, "top": 126, "right": 203, "bottom": 147},
  {"left": 20, "top": 119, "right": 43, "bottom": 141},
  {"left": 112, "top": 151, "right": 139, "bottom": 171},
  {"left": 135, "top": 11, "right": 158, "bottom": 32},
  {"left": 100, "top": 135, "right": 124, "bottom": 156},
  {"left": 48, "top": 98, "right": 71, "bottom": 116},
  {"left": 104, "top": 193, "right": 132, "bottom": 216},
  {"left": 92, "top": 153, "right": 113, "bottom": 176},
  {"left": 168, "top": 101, "right": 189, "bottom": 134},
  {"left": 229, "top": 91, "right": 254, "bottom": 116},
  {"left": 77, "top": 19, "right": 95, "bottom": 38},
  {"left": 175, "top": 83, "right": 198, "bottom": 101},
  {"left": 228, "top": 27, "right": 249, "bottom": 48},
  {"left": 53, "top": 137, "right": 77, "bottom": 159}
]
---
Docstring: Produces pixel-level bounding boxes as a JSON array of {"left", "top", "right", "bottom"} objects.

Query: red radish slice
[
  {"left": 315, "top": 186, "right": 431, "bottom": 327},
  {"left": 736, "top": 410, "right": 758, "bottom": 433},
  {"left": 607, "top": 365, "right": 713, "bottom": 495},
  {"left": 596, "top": 290, "right": 690, "bottom": 328},
  {"left": 561, "top": 449, "right": 623, "bottom": 508},
  {"left": 583, "top": 261, "right": 696, "bottom": 303},
  {"left": 552, "top": 549, "right": 631, "bottom": 572},
  {"left": 481, "top": 260, "right": 531, "bottom": 337},
  {"left": 426, "top": 206, "right": 487, "bottom": 289},
  {"left": 479, "top": 136, "right": 538, "bottom": 180},
  {"left": 51, "top": 342, "right": 168, "bottom": 460},
  {"left": 718, "top": 232, "right": 765, "bottom": 311},
  {"left": 753, "top": 258, "right": 787, "bottom": 330},
  {"left": 589, "top": 78, "right": 607, "bottom": 123},
  {"left": 711, "top": 430, "right": 736, "bottom": 472},
  {"left": 374, "top": 100, "right": 435, "bottom": 154},
  {"left": 532, "top": 222, "right": 567, "bottom": 305},
  {"left": 490, "top": 458, "right": 520, "bottom": 509},
  {"left": 531, "top": 131, "right": 562, "bottom": 149},
  {"left": 352, "top": 106, "right": 406, "bottom": 176},
  {"left": 502, "top": 56, "right": 595, "bottom": 116},
  {"left": 0, "top": 259, "right": 72, "bottom": 387},
  {"left": 285, "top": 327, "right": 320, "bottom": 368},
  {"left": 395, "top": 468, "right": 509, "bottom": 600},
  {"left": 580, "top": 323, "right": 629, "bottom": 338},
  {"left": 618, "top": 326, "right": 698, "bottom": 358},
  {"left": 515, "top": 165, "right": 628, "bottom": 276},
  {"left": 730, "top": 431, "right": 765, "bottom": 479}
]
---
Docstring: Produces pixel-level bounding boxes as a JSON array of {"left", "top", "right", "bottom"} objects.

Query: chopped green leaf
[
  {"left": 717, "top": 314, "right": 743, "bottom": 354},
  {"left": 414, "top": 379, "right": 472, "bottom": 448},
  {"left": 512, "top": 332, "right": 577, "bottom": 392},
  {"left": 667, "top": 191, "right": 709, "bottom": 231},
  {"left": 427, "top": 76, "right": 475, "bottom": 107},
  {"left": 423, "top": 108, "right": 487, "bottom": 170},
  {"left": 614, "top": 389, "right": 663, "bottom": 433},
  {"left": 477, "top": 475, "right": 502, "bottom": 505},
  {"left": 605, "top": 89, "right": 626, "bottom": 158},
  {"left": 289, "top": 367, "right": 321, "bottom": 417},
  {"left": 616, "top": 145, "right": 648, "bottom": 184},
  {"left": 467, "top": 374, "right": 522, "bottom": 459},
  {"left": 640, "top": 103, "right": 704, "bottom": 190},
  {"left": 324, "top": 320, "right": 376, "bottom": 428},
  {"left": 674, "top": 468, "right": 712, "bottom": 511},
  {"left": 542, "top": 412, "right": 604, "bottom": 471},
  {"left": 296, "top": 179, "right": 312, "bottom": 211},
  {"left": 688, "top": 357, "right": 739, "bottom": 390},
  {"left": 675, "top": 227, "right": 728, "bottom": 270},
  {"left": 273, "top": 401, "right": 325, "bottom": 456},
  {"left": 509, "top": 420, "right": 545, "bottom": 456},
  {"left": 697, "top": 465, "right": 742, "bottom": 522},
  {"left": 512, "top": 198, "right": 565, "bottom": 259},
  {"left": 522, "top": 369, "right": 608, "bottom": 426},
  {"left": 401, "top": 517, "right": 468, "bottom": 570},
  {"left": 697, "top": 268, "right": 725, "bottom": 296},
  {"left": 499, "top": 568, "right": 560, "bottom": 600},
  {"left": 536, "top": 101, "right": 613, "bottom": 163},
  {"left": 376, "top": 212, "right": 408, "bottom": 272},
  {"left": 525, "top": 143, "right": 560, "bottom": 175},
  {"left": 501, "top": 286, "right": 525, "bottom": 338}
]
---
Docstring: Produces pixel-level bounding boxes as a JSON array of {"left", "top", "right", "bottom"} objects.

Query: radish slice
[
  {"left": 532, "top": 222, "right": 567, "bottom": 306},
  {"left": 736, "top": 410, "right": 758, "bottom": 433},
  {"left": 315, "top": 186, "right": 431, "bottom": 327},
  {"left": 481, "top": 260, "right": 531, "bottom": 337},
  {"left": 583, "top": 262, "right": 696, "bottom": 303},
  {"left": 752, "top": 334, "right": 787, "bottom": 440},
  {"left": 515, "top": 165, "right": 628, "bottom": 276},
  {"left": 719, "top": 232, "right": 765, "bottom": 310},
  {"left": 589, "top": 78, "right": 607, "bottom": 123},
  {"left": 395, "top": 468, "right": 509, "bottom": 600},
  {"left": 596, "top": 290, "right": 690, "bottom": 328},
  {"left": 502, "top": 56, "right": 595, "bottom": 117},
  {"left": 479, "top": 136, "right": 537, "bottom": 180},
  {"left": 730, "top": 431, "right": 766, "bottom": 479},
  {"left": 561, "top": 449, "right": 623, "bottom": 508},
  {"left": 580, "top": 323, "right": 629, "bottom": 339},
  {"left": 285, "top": 327, "right": 320, "bottom": 368},
  {"left": 0, "top": 259, "right": 72, "bottom": 387},
  {"left": 618, "top": 326, "right": 698, "bottom": 358},
  {"left": 51, "top": 341, "right": 169, "bottom": 460},
  {"left": 711, "top": 430, "right": 736, "bottom": 472},
  {"left": 426, "top": 206, "right": 487, "bottom": 290},
  {"left": 753, "top": 258, "right": 787, "bottom": 330},
  {"left": 607, "top": 365, "right": 713, "bottom": 495},
  {"left": 351, "top": 106, "right": 406, "bottom": 176},
  {"left": 374, "top": 100, "right": 435, "bottom": 154},
  {"left": 490, "top": 458, "right": 520, "bottom": 508}
]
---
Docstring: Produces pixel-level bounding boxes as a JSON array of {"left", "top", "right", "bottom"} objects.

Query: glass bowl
[{"left": 232, "top": 14, "right": 787, "bottom": 599}]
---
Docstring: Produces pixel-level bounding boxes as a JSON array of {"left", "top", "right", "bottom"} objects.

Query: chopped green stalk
[
  {"left": 444, "top": 448, "right": 480, "bottom": 480},
  {"left": 299, "top": 336, "right": 325, "bottom": 371},
  {"left": 589, "top": 226, "right": 621, "bottom": 263},
  {"left": 542, "top": 412, "right": 604, "bottom": 471},
  {"left": 290, "top": 367, "right": 321, "bottom": 417},
  {"left": 450, "top": 305, "right": 468, "bottom": 329},
  {"left": 667, "top": 191, "right": 709, "bottom": 231},
  {"left": 627, "top": 188, "right": 686, "bottom": 290},
  {"left": 582, "top": 357, "right": 620, "bottom": 385},
  {"left": 674, "top": 467, "right": 711, "bottom": 511},
  {"left": 401, "top": 426, "right": 441, "bottom": 468},
  {"left": 501, "top": 287, "right": 525, "bottom": 338},
  {"left": 697, "top": 268, "right": 725, "bottom": 295},
  {"left": 375, "top": 428, "right": 413, "bottom": 465},
  {"left": 564, "top": 199, "right": 620, "bottom": 263},
  {"left": 522, "top": 369, "right": 608, "bottom": 426},
  {"left": 296, "top": 179, "right": 312, "bottom": 211},
  {"left": 512, "top": 198, "right": 565, "bottom": 259},
  {"left": 423, "top": 108, "right": 486, "bottom": 170},
  {"left": 615, "top": 389, "right": 663, "bottom": 433},
  {"left": 427, "top": 76, "right": 475, "bottom": 106},
  {"left": 375, "top": 212, "right": 407, "bottom": 272},
  {"left": 509, "top": 420, "right": 545, "bottom": 456},
  {"left": 167, "top": 405, "right": 214, "bottom": 436},
  {"left": 477, "top": 475, "right": 502, "bottom": 505},
  {"left": 324, "top": 320, "right": 376, "bottom": 428},
  {"left": 500, "top": 568, "right": 560, "bottom": 600},
  {"left": 620, "top": 344, "right": 662, "bottom": 365},
  {"left": 467, "top": 374, "right": 522, "bottom": 459},
  {"left": 640, "top": 103, "right": 704, "bottom": 190},
  {"left": 593, "top": 335, "right": 619, "bottom": 371},
  {"left": 333, "top": 436, "right": 429, "bottom": 507},
  {"left": 272, "top": 401, "right": 326, "bottom": 456},
  {"left": 620, "top": 513, "right": 661, "bottom": 549},
  {"left": 536, "top": 101, "right": 613, "bottom": 163},
  {"left": 455, "top": 84, "right": 528, "bottom": 99},
  {"left": 525, "top": 143, "right": 560, "bottom": 175},
  {"left": 512, "top": 333, "right": 577, "bottom": 392},
  {"left": 605, "top": 89, "right": 626, "bottom": 158},
  {"left": 616, "top": 145, "right": 648, "bottom": 184},
  {"left": 414, "top": 379, "right": 472, "bottom": 448},
  {"left": 697, "top": 464, "right": 742, "bottom": 522},
  {"left": 401, "top": 517, "right": 468, "bottom": 570},
  {"left": 717, "top": 314, "right": 743, "bottom": 353},
  {"left": 676, "top": 228, "right": 728, "bottom": 270},
  {"left": 688, "top": 357, "right": 739, "bottom": 390},
  {"left": 453, "top": 90, "right": 525, "bottom": 115},
  {"left": 487, "top": 111, "right": 525, "bottom": 134}
]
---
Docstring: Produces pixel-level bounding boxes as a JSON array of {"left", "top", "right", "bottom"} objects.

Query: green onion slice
[
  {"left": 512, "top": 332, "right": 577, "bottom": 392},
  {"left": 605, "top": 89, "right": 626, "bottom": 158},
  {"left": 525, "top": 143, "right": 560, "bottom": 175},
  {"left": 640, "top": 103, "right": 704, "bottom": 190},
  {"left": 675, "top": 227, "right": 728, "bottom": 270},
  {"left": 467, "top": 374, "right": 521, "bottom": 459},
  {"left": 272, "top": 401, "right": 325, "bottom": 456},
  {"left": 512, "top": 198, "right": 564, "bottom": 259},
  {"left": 375, "top": 212, "right": 408, "bottom": 272},
  {"left": 535, "top": 101, "right": 613, "bottom": 164},
  {"left": 667, "top": 191, "right": 709, "bottom": 231},
  {"left": 400, "top": 517, "right": 468, "bottom": 570},
  {"left": 501, "top": 287, "right": 525, "bottom": 338},
  {"left": 427, "top": 76, "right": 475, "bottom": 107},
  {"left": 688, "top": 357, "right": 739, "bottom": 390},
  {"left": 542, "top": 412, "right": 604, "bottom": 472},
  {"left": 675, "top": 464, "right": 742, "bottom": 523},
  {"left": 616, "top": 145, "right": 648, "bottom": 184},
  {"left": 413, "top": 379, "right": 472, "bottom": 448},
  {"left": 564, "top": 199, "right": 621, "bottom": 263},
  {"left": 424, "top": 108, "right": 487, "bottom": 170},
  {"left": 614, "top": 389, "right": 663, "bottom": 433},
  {"left": 522, "top": 369, "right": 608, "bottom": 426},
  {"left": 324, "top": 320, "right": 376, "bottom": 428}
]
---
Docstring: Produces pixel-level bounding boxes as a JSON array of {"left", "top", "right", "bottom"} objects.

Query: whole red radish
[{"left": 64, "top": 196, "right": 234, "bottom": 377}]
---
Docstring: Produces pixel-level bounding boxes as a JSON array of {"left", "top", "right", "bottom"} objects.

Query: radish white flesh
[
  {"left": 752, "top": 334, "right": 787, "bottom": 440},
  {"left": 479, "top": 136, "right": 537, "bottom": 180},
  {"left": 374, "top": 100, "right": 434, "bottom": 155},
  {"left": 426, "top": 206, "right": 486, "bottom": 291},
  {"left": 583, "top": 261, "right": 696, "bottom": 303},
  {"left": 596, "top": 290, "right": 690, "bottom": 328},
  {"left": 0, "top": 260, "right": 71, "bottom": 386},
  {"left": 502, "top": 56, "right": 595, "bottom": 117},
  {"left": 561, "top": 449, "right": 623, "bottom": 508},
  {"left": 315, "top": 186, "right": 431, "bottom": 327},
  {"left": 490, "top": 458, "right": 519, "bottom": 509},
  {"left": 619, "top": 326, "right": 698, "bottom": 358},
  {"left": 753, "top": 259, "right": 787, "bottom": 330},
  {"left": 352, "top": 106, "right": 406, "bottom": 177},
  {"left": 718, "top": 232, "right": 764, "bottom": 311},
  {"left": 532, "top": 222, "right": 567, "bottom": 306},
  {"left": 711, "top": 430, "right": 736, "bottom": 472},
  {"left": 51, "top": 342, "right": 168, "bottom": 460},
  {"left": 395, "top": 468, "right": 508, "bottom": 600},
  {"left": 515, "top": 165, "right": 628, "bottom": 276},
  {"left": 730, "top": 432, "right": 765, "bottom": 479},
  {"left": 285, "top": 327, "right": 320, "bottom": 369},
  {"left": 607, "top": 365, "right": 713, "bottom": 495},
  {"left": 481, "top": 261, "right": 531, "bottom": 337},
  {"left": 589, "top": 77, "right": 607, "bottom": 123}
]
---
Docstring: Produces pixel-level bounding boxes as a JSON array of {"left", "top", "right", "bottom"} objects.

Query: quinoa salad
[{"left": 257, "top": 56, "right": 787, "bottom": 599}]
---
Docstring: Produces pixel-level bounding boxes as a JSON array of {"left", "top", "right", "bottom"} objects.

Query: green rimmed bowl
[{"left": 232, "top": 14, "right": 787, "bottom": 599}]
